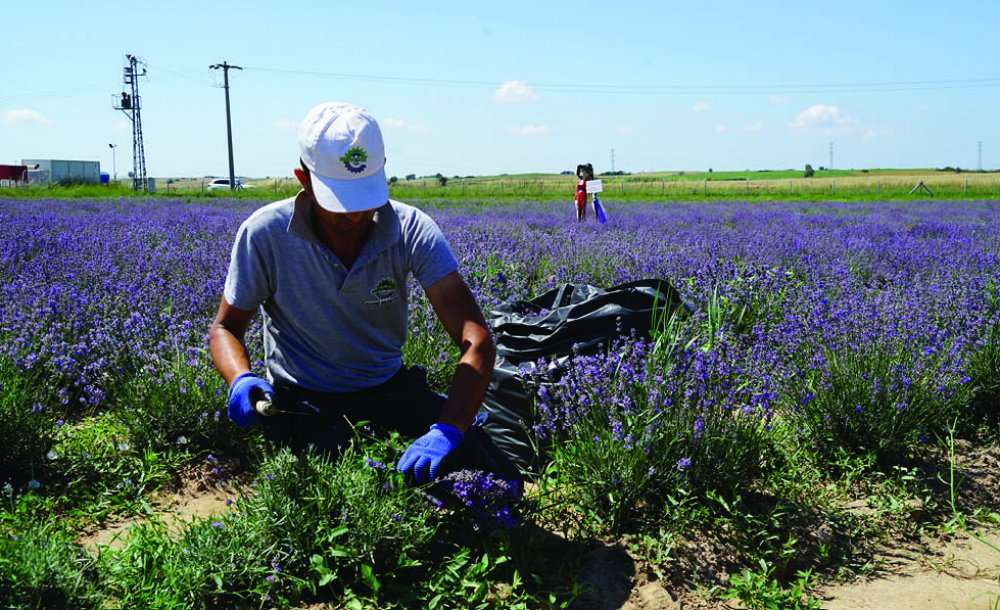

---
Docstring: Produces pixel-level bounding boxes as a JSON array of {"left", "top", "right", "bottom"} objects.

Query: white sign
[{"left": 585, "top": 179, "right": 603, "bottom": 193}]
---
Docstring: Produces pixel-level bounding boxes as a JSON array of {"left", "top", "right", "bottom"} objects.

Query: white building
[{"left": 21, "top": 159, "right": 101, "bottom": 184}]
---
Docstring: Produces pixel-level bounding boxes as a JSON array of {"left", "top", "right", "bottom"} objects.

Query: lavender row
[{"left": 1, "top": 198, "right": 997, "bottom": 440}]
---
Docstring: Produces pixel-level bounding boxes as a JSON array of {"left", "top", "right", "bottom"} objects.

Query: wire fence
[
  {"left": 4, "top": 174, "right": 1000, "bottom": 202},
  {"left": 384, "top": 175, "right": 1000, "bottom": 201}
]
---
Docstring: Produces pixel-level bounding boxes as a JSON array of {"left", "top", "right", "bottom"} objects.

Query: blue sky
[{"left": 2, "top": 0, "right": 998, "bottom": 178}]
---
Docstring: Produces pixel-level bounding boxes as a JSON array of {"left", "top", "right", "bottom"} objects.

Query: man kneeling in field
[{"left": 209, "top": 102, "right": 496, "bottom": 484}]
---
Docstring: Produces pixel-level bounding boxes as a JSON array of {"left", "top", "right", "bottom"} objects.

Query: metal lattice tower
[{"left": 112, "top": 54, "right": 148, "bottom": 190}]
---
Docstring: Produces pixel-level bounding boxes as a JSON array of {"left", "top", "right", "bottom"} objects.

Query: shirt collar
[{"left": 287, "top": 190, "right": 401, "bottom": 259}]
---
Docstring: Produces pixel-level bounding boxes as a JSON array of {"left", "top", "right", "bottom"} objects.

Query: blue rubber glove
[
  {"left": 227, "top": 372, "right": 273, "bottom": 429},
  {"left": 397, "top": 423, "right": 464, "bottom": 483}
]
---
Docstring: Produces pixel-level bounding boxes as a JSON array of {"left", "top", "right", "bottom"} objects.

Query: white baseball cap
[{"left": 297, "top": 102, "right": 389, "bottom": 213}]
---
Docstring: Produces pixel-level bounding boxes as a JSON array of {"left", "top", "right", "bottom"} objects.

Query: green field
[{"left": 4, "top": 168, "right": 999, "bottom": 202}]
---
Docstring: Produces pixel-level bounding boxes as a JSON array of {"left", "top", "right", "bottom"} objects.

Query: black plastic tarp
[{"left": 479, "top": 279, "right": 690, "bottom": 474}]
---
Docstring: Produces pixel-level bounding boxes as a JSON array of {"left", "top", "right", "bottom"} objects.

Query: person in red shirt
[{"left": 575, "top": 163, "right": 594, "bottom": 222}]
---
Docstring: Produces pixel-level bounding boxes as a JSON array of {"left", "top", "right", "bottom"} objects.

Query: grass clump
[{"left": 0, "top": 494, "right": 103, "bottom": 610}]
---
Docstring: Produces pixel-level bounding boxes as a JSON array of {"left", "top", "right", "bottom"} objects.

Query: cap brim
[{"left": 309, "top": 168, "right": 389, "bottom": 213}]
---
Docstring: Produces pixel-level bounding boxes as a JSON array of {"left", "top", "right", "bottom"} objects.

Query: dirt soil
[
  {"left": 817, "top": 529, "right": 1000, "bottom": 610},
  {"left": 568, "top": 529, "right": 999, "bottom": 610},
  {"left": 77, "top": 457, "right": 249, "bottom": 552}
]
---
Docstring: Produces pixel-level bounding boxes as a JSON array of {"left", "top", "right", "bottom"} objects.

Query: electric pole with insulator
[
  {"left": 112, "top": 54, "right": 148, "bottom": 191},
  {"left": 210, "top": 61, "right": 243, "bottom": 191}
]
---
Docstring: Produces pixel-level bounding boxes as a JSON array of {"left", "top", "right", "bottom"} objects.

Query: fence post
[
  {"left": 832, "top": 179, "right": 836, "bottom": 195},
  {"left": 964, "top": 177, "right": 968, "bottom": 196},
  {"left": 746, "top": 180, "right": 750, "bottom": 196},
  {"left": 877, "top": 178, "right": 881, "bottom": 197},
  {"left": 703, "top": 179, "right": 708, "bottom": 196},
  {"left": 661, "top": 180, "right": 666, "bottom": 195}
]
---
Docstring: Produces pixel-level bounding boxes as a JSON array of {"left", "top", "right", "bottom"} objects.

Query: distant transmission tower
[
  {"left": 112, "top": 54, "right": 148, "bottom": 191},
  {"left": 610, "top": 148, "right": 615, "bottom": 173},
  {"left": 829, "top": 141, "right": 834, "bottom": 170},
  {"left": 978, "top": 141, "right": 983, "bottom": 171}
]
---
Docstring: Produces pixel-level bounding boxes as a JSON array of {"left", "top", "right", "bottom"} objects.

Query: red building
[{"left": 0, "top": 164, "right": 29, "bottom": 184}]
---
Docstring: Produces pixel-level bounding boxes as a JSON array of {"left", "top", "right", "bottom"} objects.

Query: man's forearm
[
  {"left": 209, "top": 325, "right": 253, "bottom": 386},
  {"left": 437, "top": 336, "right": 495, "bottom": 432}
]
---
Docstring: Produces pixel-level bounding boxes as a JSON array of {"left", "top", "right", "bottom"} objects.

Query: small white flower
[
  {"left": 47, "top": 450, "right": 59, "bottom": 460},
  {"left": 117, "top": 441, "right": 130, "bottom": 452},
  {"left": 27, "top": 480, "right": 41, "bottom": 490},
  {"left": 176, "top": 436, "right": 188, "bottom": 445}
]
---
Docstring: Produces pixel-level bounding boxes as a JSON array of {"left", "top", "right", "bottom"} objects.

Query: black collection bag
[{"left": 478, "top": 279, "right": 690, "bottom": 474}]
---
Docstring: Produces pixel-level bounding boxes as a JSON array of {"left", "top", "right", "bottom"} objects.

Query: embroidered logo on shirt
[
  {"left": 365, "top": 275, "right": 397, "bottom": 305},
  {"left": 340, "top": 146, "right": 368, "bottom": 174}
]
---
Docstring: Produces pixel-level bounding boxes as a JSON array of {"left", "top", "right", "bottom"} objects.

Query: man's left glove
[
  {"left": 227, "top": 372, "right": 274, "bottom": 429},
  {"left": 397, "top": 423, "right": 464, "bottom": 483}
]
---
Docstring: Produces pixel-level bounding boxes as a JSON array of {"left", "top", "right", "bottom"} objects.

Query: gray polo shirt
[{"left": 223, "top": 193, "right": 458, "bottom": 392}]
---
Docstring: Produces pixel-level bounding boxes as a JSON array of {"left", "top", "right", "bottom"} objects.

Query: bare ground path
[
  {"left": 817, "top": 530, "right": 1000, "bottom": 610},
  {"left": 77, "top": 459, "right": 248, "bottom": 552}
]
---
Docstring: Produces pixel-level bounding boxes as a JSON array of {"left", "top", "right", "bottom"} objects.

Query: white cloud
[
  {"left": 743, "top": 121, "right": 764, "bottom": 132},
  {"left": 382, "top": 117, "right": 430, "bottom": 133},
  {"left": 494, "top": 80, "right": 538, "bottom": 104},
  {"left": 692, "top": 101, "right": 711, "bottom": 113},
  {"left": 616, "top": 125, "right": 633, "bottom": 135},
  {"left": 714, "top": 122, "right": 729, "bottom": 134},
  {"left": 508, "top": 124, "right": 553, "bottom": 136},
  {"left": 768, "top": 95, "right": 790, "bottom": 105},
  {"left": 2, "top": 108, "right": 50, "bottom": 126},
  {"left": 790, "top": 104, "right": 854, "bottom": 129},
  {"left": 273, "top": 118, "right": 299, "bottom": 131}
]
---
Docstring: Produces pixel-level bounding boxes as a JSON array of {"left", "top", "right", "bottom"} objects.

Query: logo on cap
[{"left": 340, "top": 146, "right": 368, "bottom": 174}]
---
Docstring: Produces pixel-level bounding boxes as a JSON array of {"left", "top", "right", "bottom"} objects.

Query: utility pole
[
  {"left": 112, "top": 54, "right": 148, "bottom": 190},
  {"left": 829, "top": 141, "right": 834, "bottom": 171},
  {"left": 209, "top": 61, "right": 243, "bottom": 190},
  {"left": 108, "top": 143, "right": 117, "bottom": 183},
  {"left": 610, "top": 148, "right": 615, "bottom": 173},
  {"left": 978, "top": 141, "right": 983, "bottom": 171}
]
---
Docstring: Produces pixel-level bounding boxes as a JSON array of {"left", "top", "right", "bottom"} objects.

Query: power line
[{"left": 239, "top": 65, "right": 1000, "bottom": 95}]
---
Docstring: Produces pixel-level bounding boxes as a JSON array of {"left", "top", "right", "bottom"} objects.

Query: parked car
[{"left": 206, "top": 178, "right": 255, "bottom": 191}]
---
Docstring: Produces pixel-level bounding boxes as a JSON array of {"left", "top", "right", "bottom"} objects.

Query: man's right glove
[
  {"left": 227, "top": 372, "right": 273, "bottom": 429},
  {"left": 397, "top": 423, "right": 464, "bottom": 484}
]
